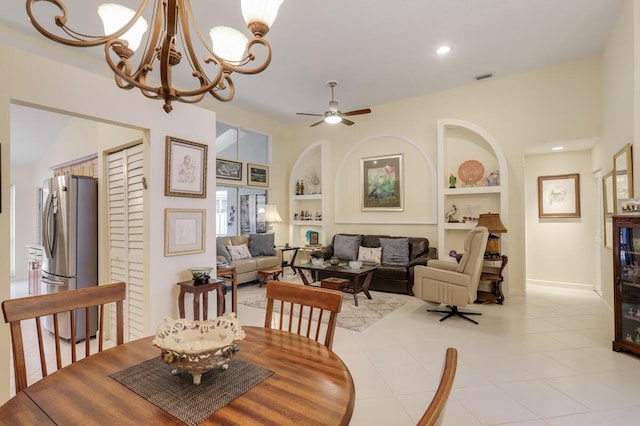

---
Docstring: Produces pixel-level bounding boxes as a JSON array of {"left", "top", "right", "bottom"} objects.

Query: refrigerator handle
[
  {"left": 41, "top": 277, "right": 66, "bottom": 287},
  {"left": 42, "top": 192, "right": 57, "bottom": 259}
]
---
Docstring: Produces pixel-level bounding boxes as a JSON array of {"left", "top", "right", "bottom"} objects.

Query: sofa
[
  {"left": 216, "top": 234, "right": 282, "bottom": 284},
  {"left": 312, "top": 233, "right": 437, "bottom": 295}
]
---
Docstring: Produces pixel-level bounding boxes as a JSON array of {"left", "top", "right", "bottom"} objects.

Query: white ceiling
[{"left": 1, "top": 0, "right": 623, "bottom": 163}]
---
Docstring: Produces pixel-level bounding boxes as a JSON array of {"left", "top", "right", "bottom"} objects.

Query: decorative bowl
[
  {"left": 188, "top": 267, "right": 213, "bottom": 283},
  {"left": 311, "top": 256, "right": 324, "bottom": 266},
  {"left": 329, "top": 257, "right": 340, "bottom": 266},
  {"left": 153, "top": 314, "right": 245, "bottom": 385},
  {"left": 348, "top": 260, "right": 362, "bottom": 269}
]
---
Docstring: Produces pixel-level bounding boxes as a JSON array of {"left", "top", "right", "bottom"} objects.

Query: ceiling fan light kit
[
  {"left": 25, "top": 0, "right": 284, "bottom": 113},
  {"left": 297, "top": 80, "right": 371, "bottom": 127}
]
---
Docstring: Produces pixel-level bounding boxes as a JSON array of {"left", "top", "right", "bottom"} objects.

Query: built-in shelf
[
  {"left": 289, "top": 141, "right": 330, "bottom": 246},
  {"left": 292, "top": 194, "right": 323, "bottom": 200},
  {"left": 443, "top": 186, "right": 501, "bottom": 195}
]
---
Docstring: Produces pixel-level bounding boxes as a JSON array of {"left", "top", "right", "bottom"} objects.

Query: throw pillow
[
  {"left": 227, "top": 243, "right": 252, "bottom": 261},
  {"left": 216, "top": 239, "right": 231, "bottom": 263},
  {"left": 358, "top": 246, "right": 382, "bottom": 264},
  {"left": 380, "top": 237, "right": 409, "bottom": 265},
  {"left": 333, "top": 234, "right": 362, "bottom": 261},
  {"left": 249, "top": 233, "right": 275, "bottom": 257}
]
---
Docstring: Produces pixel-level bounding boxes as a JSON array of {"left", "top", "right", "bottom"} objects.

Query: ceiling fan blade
[
  {"left": 297, "top": 112, "right": 323, "bottom": 117},
  {"left": 341, "top": 118, "right": 355, "bottom": 126},
  {"left": 342, "top": 108, "right": 371, "bottom": 117},
  {"left": 310, "top": 119, "right": 325, "bottom": 127}
]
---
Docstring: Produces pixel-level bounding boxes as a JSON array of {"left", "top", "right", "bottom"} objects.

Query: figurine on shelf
[
  {"left": 635, "top": 327, "right": 640, "bottom": 345},
  {"left": 449, "top": 174, "right": 457, "bottom": 189},
  {"left": 295, "top": 180, "right": 301, "bottom": 195},
  {"left": 294, "top": 213, "right": 299, "bottom": 220},
  {"left": 300, "top": 180, "right": 305, "bottom": 195},
  {"left": 445, "top": 204, "right": 460, "bottom": 223},
  {"left": 487, "top": 170, "right": 500, "bottom": 186}
]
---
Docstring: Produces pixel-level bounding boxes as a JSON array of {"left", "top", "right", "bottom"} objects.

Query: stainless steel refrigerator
[{"left": 41, "top": 175, "right": 98, "bottom": 342}]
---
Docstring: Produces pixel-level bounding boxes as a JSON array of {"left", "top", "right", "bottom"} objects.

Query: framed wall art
[
  {"left": 165, "top": 136, "right": 207, "bottom": 198},
  {"left": 247, "top": 163, "right": 269, "bottom": 187},
  {"left": 216, "top": 158, "right": 242, "bottom": 181},
  {"left": 537, "top": 173, "right": 580, "bottom": 218},
  {"left": 602, "top": 171, "right": 613, "bottom": 248},
  {"left": 164, "top": 209, "right": 206, "bottom": 256},
  {"left": 361, "top": 154, "right": 403, "bottom": 211},
  {"left": 613, "top": 143, "right": 633, "bottom": 215}
]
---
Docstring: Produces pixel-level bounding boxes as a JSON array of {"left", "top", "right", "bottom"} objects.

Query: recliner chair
[{"left": 413, "top": 226, "right": 489, "bottom": 324}]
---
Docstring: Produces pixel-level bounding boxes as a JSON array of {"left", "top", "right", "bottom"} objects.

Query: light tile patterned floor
[{"left": 10, "top": 277, "right": 640, "bottom": 425}]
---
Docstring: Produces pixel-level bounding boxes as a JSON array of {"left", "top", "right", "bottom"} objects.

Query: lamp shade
[
  {"left": 476, "top": 213, "right": 507, "bottom": 233},
  {"left": 98, "top": 3, "right": 148, "bottom": 52},
  {"left": 241, "top": 0, "right": 284, "bottom": 27},
  {"left": 263, "top": 204, "right": 283, "bottom": 223},
  {"left": 210, "top": 26, "right": 248, "bottom": 62}
]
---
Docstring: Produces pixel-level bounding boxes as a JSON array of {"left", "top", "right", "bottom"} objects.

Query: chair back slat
[
  {"left": 417, "top": 347, "right": 458, "bottom": 426},
  {"left": 2, "top": 282, "right": 126, "bottom": 393},
  {"left": 264, "top": 281, "right": 343, "bottom": 349}
]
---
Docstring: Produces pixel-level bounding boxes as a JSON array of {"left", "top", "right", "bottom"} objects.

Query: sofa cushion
[
  {"left": 216, "top": 238, "right": 231, "bottom": 263},
  {"left": 334, "top": 234, "right": 362, "bottom": 261},
  {"left": 358, "top": 246, "right": 382, "bottom": 264},
  {"left": 409, "top": 238, "right": 428, "bottom": 260},
  {"left": 249, "top": 233, "right": 274, "bottom": 257},
  {"left": 380, "top": 237, "right": 409, "bottom": 265},
  {"left": 374, "top": 265, "right": 408, "bottom": 280},
  {"left": 227, "top": 243, "right": 252, "bottom": 260},
  {"left": 230, "top": 258, "right": 258, "bottom": 274}
]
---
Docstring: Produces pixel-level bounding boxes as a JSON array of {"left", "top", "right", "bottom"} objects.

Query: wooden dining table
[{"left": 0, "top": 326, "right": 355, "bottom": 425}]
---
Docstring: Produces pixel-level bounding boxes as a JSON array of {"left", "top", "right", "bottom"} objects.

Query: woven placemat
[{"left": 111, "top": 357, "right": 273, "bottom": 426}]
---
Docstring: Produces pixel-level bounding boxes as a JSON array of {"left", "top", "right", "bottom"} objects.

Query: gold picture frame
[
  {"left": 361, "top": 154, "right": 404, "bottom": 211},
  {"left": 602, "top": 171, "right": 613, "bottom": 248},
  {"left": 613, "top": 143, "right": 633, "bottom": 215},
  {"left": 164, "top": 209, "right": 206, "bottom": 256},
  {"left": 537, "top": 173, "right": 581, "bottom": 218},
  {"left": 165, "top": 136, "right": 208, "bottom": 198},
  {"left": 247, "top": 163, "right": 269, "bottom": 187}
]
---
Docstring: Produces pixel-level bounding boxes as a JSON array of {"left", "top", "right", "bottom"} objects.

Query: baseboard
[{"left": 526, "top": 279, "right": 594, "bottom": 291}]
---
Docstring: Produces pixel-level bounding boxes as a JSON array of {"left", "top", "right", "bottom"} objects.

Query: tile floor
[{"left": 9, "top": 277, "right": 640, "bottom": 425}]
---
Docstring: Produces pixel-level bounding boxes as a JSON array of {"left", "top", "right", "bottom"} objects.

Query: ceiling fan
[{"left": 296, "top": 81, "right": 371, "bottom": 127}]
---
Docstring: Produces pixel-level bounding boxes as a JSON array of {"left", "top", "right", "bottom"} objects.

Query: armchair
[{"left": 413, "top": 226, "right": 489, "bottom": 324}]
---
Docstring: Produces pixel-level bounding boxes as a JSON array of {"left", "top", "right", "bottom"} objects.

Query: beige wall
[
  {"left": 593, "top": 0, "right": 638, "bottom": 307},
  {"left": 525, "top": 150, "right": 597, "bottom": 289}
]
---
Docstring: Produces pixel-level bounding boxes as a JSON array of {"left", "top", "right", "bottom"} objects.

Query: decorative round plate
[{"left": 458, "top": 160, "right": 485, "bottom": 185}]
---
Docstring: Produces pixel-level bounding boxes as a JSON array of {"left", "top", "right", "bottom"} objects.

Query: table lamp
[
  {"left": 476, "top": 213, "right": 507, "bottom": 258},
  {"left": 263, "top": 204, "right": 283, "bottom": 233}
]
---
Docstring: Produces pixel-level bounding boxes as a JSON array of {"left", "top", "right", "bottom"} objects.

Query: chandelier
[{"left": 26, "top": 0, "right": 284, "bottom": 113}]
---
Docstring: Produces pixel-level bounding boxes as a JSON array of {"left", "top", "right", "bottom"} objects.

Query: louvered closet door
[{"left": 107, "top": 144, "right": 145, "bottom": 341}]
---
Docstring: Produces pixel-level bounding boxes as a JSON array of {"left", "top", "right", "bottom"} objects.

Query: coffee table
[{"left": 295, "top": 261, "right": 376, "bottom": 306}]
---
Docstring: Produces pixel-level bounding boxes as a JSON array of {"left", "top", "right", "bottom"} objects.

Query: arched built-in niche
[{"left": 333, "top": 134, "right": 437, "bottom": 224}]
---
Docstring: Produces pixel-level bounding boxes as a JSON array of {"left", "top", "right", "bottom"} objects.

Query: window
[{"left": 215, "top": 122, "right": 270, "bottom": 235}]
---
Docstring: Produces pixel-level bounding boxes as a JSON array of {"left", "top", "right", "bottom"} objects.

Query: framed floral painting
[{"left": 361, "top": 154, "right": 403, "bottom": 211}]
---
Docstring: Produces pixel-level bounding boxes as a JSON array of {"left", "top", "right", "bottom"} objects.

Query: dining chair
[
  {"left": 417, "top": 347, "right": 458, "bottom": 426},
  {"left": 264, "top": 280, "right": 343, "bottom": 349},
  {"left": 2, "top": 281, "right": 126, "bottom": 393}
]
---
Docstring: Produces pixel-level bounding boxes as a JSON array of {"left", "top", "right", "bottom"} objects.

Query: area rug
[{"left": 240, "top": 290, "right": 408, "bottom": 332}]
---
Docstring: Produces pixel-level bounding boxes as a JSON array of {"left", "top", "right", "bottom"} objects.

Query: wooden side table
[
  {"left": 217, "top": 265, "right": 238, "bottom": 314},
  {"left": 277, "top": 246, "right": 300, "bottom": 274},
  {"left": 478, "top": 255, "right": 508, "bottom": 304},
  {"left": 257, "top": 267, "right": 283, "bottom": 287},
  {"left": 177, "top": 279, "right": 224, "bottom": 320}
]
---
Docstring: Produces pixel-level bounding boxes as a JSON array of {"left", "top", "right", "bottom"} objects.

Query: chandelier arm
[
  {"left": 221, "top": 38, "right": 273, "bottom": 75},
  {"left": 103, "top": 40, "right": 163, "bottom": 99},
  {"left": 26, "top": 0, "right": 150, "bottom": 48},
  {"left": 209, "top": 75, "right": 236, "bottom": 102}
]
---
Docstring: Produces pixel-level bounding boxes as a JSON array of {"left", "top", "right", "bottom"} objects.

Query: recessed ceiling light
[
  {"left": 436, "top": 45, "right": 451, "bottom": 55},
  {"left": 551, "top": 146, "right": 565, "bottom": 151}
]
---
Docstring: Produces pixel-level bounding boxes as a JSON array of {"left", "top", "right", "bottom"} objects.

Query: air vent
[{"left": 475, "top": 73, "right": 493, "bottom": 81}]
